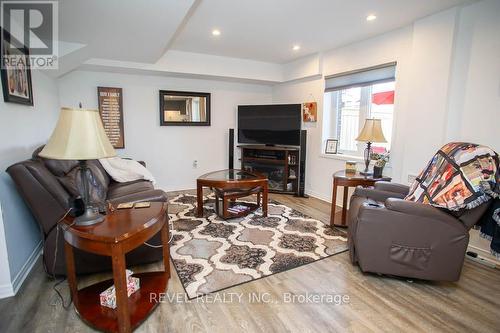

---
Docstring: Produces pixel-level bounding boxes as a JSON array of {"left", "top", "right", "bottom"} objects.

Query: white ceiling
[
  {"left": 56, "top": 0, "right": 470, "bottom": 67},
  {"left": 171, "top": 0, "right": 468, "bottom": 63},
  {"left": 59, "top": 0, "right": 195, "bottom": 63}
]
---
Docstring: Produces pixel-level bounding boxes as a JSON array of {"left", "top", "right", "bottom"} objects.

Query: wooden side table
[
  {"left": 62, "top": 202, "right": 170, "bottom": 333},
  {"left": 330, "top": 171, "right": 391, "bottom": 227}
]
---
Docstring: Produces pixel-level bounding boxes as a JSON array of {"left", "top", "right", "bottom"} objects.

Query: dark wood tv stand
[{"left": 238, "top": 145, "right": 300, "bottom": 195}]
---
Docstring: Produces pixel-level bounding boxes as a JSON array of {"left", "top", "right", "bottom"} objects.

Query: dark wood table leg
[
  {"left": 111, "top": 246, "right": 131, "bottom": 333},
  {"left": 262, "top": 182, "right": 268, "bottom": 217},
  {"left": 341, "top": 186, "right": 349, "bottom": 226},
  {"left": 330, "top": 177, "right": 338, "bottom": 227},
  {"left": 223, "top": 197, "right": 229, "bottom": 219},
  {"left": 196, "top": 181, "right": 203, "bottom": 217},
  {"left": 161, "top": 215, "right": 171, "bottom": 282},
  {"left": 214, "top": 195, "right": 220, "bottom": 216},
  {"left": 64, "top": 240, "right": 78, "bottom": 306}
]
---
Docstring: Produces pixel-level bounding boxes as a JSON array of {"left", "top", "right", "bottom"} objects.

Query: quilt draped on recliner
[
  {"left": 405, "top": 142, "right": 499, "bottom": 211},
  {"left": 405, "top": 142, "right": 500, "bottom": 258}
]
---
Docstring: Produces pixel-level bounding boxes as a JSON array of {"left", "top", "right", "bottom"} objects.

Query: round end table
[{"left": 330, "top": 170, "right": 391, "bottom": 227}]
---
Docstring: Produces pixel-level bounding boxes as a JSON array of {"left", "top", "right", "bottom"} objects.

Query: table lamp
[
  {"left": 39, "top": 107, "right": 116, "bottom": 226},
  {"left": 355, "top": 118, "right": 386, "bottom": 175}
]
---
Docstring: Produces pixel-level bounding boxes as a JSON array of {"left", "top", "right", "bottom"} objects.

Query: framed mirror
[{"left": 159, "top": 90, "right": 211, "bottom": 126}]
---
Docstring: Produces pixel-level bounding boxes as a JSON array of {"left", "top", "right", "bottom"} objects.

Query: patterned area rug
[{"left": 169, "top": 193, "right": 348, "bottom": 299}]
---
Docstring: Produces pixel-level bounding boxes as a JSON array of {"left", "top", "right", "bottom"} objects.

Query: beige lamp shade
[
  {"left": 39, "top": 107, "right": 116, "bottom": 160},
  {"left": 355, "top": 118, "right": 387, "bottom": 143}
]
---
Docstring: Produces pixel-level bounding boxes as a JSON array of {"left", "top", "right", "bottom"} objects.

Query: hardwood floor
[{"left": 1, "top": 193, "right": 499, "bottom": 333}]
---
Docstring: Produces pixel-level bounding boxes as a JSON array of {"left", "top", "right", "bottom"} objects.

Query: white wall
[
  {"left": 448, "top": 0, "right": 500, "bottom": 263},
  {"left": 273, "top": 27, "right": 413, "bottom": 202},
  {"left": 396, "top": 8, "right": 460, "bottom": 181},
  {"left": 0, "top": 204, "right": 12, "bottom": 296},
  {"left": 273, "top": 0, "right": 500, "bottom": 203},
  {"left": 57, "top": 71, "right": 273, "bottom": 191},
  {"left": 447, "top": 0, "right": 500, "bottom": 149},
  {"left": 0, "top": 70, "right": 60, "bottom": 296}
]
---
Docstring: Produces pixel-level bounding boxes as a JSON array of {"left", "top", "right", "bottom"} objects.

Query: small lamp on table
[
  {"left": 39, "top": 107, "right": 116, "bottom": 226},
  {"left": 355, "top": 118, "right": 386, "bottom": 176}
]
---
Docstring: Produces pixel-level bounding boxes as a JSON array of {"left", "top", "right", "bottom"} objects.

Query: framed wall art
[
  {"left": 159, "top": 90, "right": 211, "bottom": 126},
  {"left": 325, "top": 139, "right": 339, "bottom": 154},
  {"left": 1, "top": 29, "right": 33, "bottom": 106},
  {"left": 302, "top": 101, "right": 317, "bottom": 122}
]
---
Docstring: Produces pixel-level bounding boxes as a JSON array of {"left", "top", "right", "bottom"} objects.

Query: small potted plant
[{"left": 371, "top": 150, "right": 389, "bottom": 178}]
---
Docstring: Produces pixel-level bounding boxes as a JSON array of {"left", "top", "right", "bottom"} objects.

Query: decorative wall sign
[
  {"left": 1, "top": 29, "right": 33, "bottom": 105},
  {"left": 302, "top": 102, "right": 317, "bottom": 122},
  {"left": 98, "top": 87, "right": 124, "bottom": 148}
]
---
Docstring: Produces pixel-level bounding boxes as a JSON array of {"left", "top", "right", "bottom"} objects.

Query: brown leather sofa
[
  {"left": 347, "top": 181, "right": 490, "bottom": 281},
  {"left": 6, "top": 147, "right": 167, "bottom": 276}
]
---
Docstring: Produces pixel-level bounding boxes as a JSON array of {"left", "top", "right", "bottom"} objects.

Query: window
[{"left": 323, "top": 63, "right": 396, "bottom": 156}]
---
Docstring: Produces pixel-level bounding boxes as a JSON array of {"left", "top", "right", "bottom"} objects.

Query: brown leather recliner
[
  {"left": 347, "top": 181, "right": 490, "bottom": 282},
  {"left": 6, "top": 147, "right": 167, "bottom": 276}
]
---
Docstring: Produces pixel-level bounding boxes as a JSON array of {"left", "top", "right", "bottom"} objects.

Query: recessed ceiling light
[
  {"left": 366, "top": 14, "right": 377, "bottom": 21},
  {"left": 212, "top": 29, "right": 221, "bottom": 36},
  {"left": 292, "top": 45, "right": 300, "bottom": 51}
]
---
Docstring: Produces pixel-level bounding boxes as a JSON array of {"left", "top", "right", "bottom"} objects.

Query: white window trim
[
  {"left": 322, "top": 83, "right": 395, "bottom": 160},
  {"left": 319, "top": 153, "right": 393, "bottom": 176},
  {"left": 320, "top": 153, "right": 364, "bottom": 162},
  {"left": 325, "top": 86, "right": 372, "bottom": 157}
]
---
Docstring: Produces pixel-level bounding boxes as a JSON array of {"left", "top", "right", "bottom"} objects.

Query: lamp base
[
  {"left": 74, "top": 206, "right": 105, "bottom": 226},
  {"left": 361, "top": 142, "right": 373, "bottom": 177}
]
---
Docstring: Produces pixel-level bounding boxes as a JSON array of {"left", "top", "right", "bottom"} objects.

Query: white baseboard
[
  {"left": 0, "top": 283, "right": 14, "bottom": 298},
  {"left": 12, "top": 241, "right": 42, "bottom": 294},
  {"left": 305, "top": 189, "right": 334, "bottom": 205},
  {"left": 0, "top": 241, "right": 43, "bottom": 299},
  {"left": 161, "top": 186, "right": 199, "bottom": 193},
  {"left": 467, "top": 245, "right": 499, "bottom": 268}
]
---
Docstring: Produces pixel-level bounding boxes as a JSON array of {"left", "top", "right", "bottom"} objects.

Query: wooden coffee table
[
  {"left": 197, "top": 169, "right": 268, "bottom": 218},
  {"left": 62, "top": 202, "right": 170, "bottom": 333}
]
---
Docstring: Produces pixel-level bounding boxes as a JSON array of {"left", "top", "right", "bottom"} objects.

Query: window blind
[{"left": 324, "top": 62, "right": 396, "bottom": 92}]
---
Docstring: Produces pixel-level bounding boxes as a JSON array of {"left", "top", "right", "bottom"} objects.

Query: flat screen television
[{"left": 238, "top": 104, "right": 301, "bottom": 146}]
